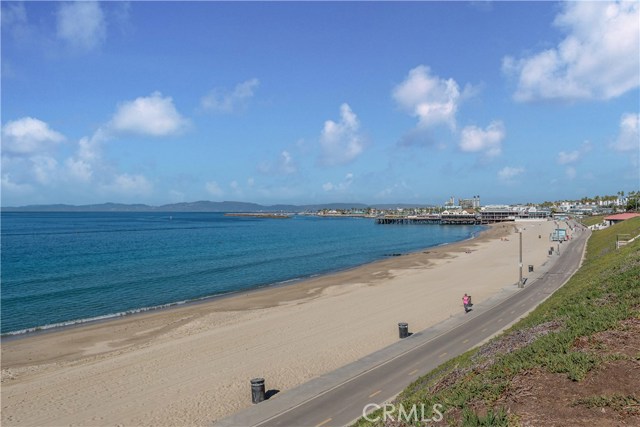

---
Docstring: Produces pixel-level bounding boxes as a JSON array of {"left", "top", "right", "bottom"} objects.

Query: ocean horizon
[{"left": 1, "top": 212, "right": 483, "bottom": 335}]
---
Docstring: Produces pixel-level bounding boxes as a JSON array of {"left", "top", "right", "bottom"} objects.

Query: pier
[
  {"left": 376, "top": 216, "right": 481, "bottom": 225},
  {"left": 376, "top": 216, "right": 441, "bottom": 225},
  {"left": 376, "top": 212, "right": 520, "bottom": 225}
]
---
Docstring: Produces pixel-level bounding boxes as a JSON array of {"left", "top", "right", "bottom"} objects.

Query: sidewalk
[{"left": 214, "top": 243, "right": 566, "bottom": 427}]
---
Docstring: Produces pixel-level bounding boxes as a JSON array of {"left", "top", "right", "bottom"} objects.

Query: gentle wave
[
  {"left": 0, "top": 274, "right": 320, "bottom": 337},
  {"left": 2, "top": 297, "right": 209, "bottom": 337}
]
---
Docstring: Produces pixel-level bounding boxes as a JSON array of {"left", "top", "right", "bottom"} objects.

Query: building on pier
[
  {"left": 440, "top": 209, "right": 479, "bottom": 224},
  {"left": 479, "top": 207, "right": 516, "bottom": 223}
]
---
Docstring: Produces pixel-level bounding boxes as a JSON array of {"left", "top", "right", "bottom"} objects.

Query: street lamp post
[{"left": 518, "top": 231, "right": 523, "bottom": 288}]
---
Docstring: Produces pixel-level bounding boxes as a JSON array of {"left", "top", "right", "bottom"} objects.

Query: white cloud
[
  {"left": 228, "top": 180, "right": 244, "bottom": 197},
  {"left": 1, "top": 2, "right": 30, "bottom": 41},
  {"left": 503, "top": 1, "right": 640, "bottom": 102},
  {"left": 59, "top": 92, "right": 188, "bottom": 188},
  {"left": 101, "top": 173, "right": 152, "bottom": 196},
  {"left": 1, "top": 117, "right": 66, "bottom": 190},
  {"left": 459, "top": 121, "right": 505, "bottom": 158},
  {"left": 498, "top": 166, "right": 524, "bottom": 181},
  {"left": 556, "top": 141, "right": 593, "bottom": 178},
  {"left": 77, "top": 131, "right": 104, "bottom": 162},
  {"left": 62, "top": 129, "right": 108, "bottom": 184},
  {"left": 612, "top": 112, "right": 640, "bottom": 152},
  {"left": 201, "top": 78, "right": 259, "bottom": 113},
  {"left": 557, "top": 150, "right": 580, "bottom": 165},
  {"left": 110, "top": 92, "right": 189, "bottom": 136},
  {"left": 1, "top": 92, "right": 189, "bottom": 202},
  {"left": 259, "top": 150, "right": 297, "bottom": 175},
  {"left": 322, "top": 173, "right": 354, "bottom": 192},
  {"left": 322, "top": 182, "right": 334, "bottom": 191},
  {"left": 31, "top": 156, "right": 59, "bottom": 185},
  {"left": 319, "top": 104, "right": 365, "bottom": 166},
  {"left": 65, "top": 157, "right": 93, "bottom": 183},
  {"left": 1, "top": 173, "right": 33, "bottom": 194},
  {"left": 393, "top": 65, "right": 463, "bottom": 130},
  {"left": 56, "top": 1, "right": 106, "bottom": 51},
  {"left": 2, "top": 105, "right": 171, "bottom": 196},
  {"left": 205, "top": 181, "right": 224, "bottom": 197},
  {"left": 279, "top": 151, "right": 296, "bottom": 174},
  {"left": 557, "top": 141, "right": 592, "bottom": 164},
  {"left": 2, "top": 117, "right": 65, "bottom": 155}
]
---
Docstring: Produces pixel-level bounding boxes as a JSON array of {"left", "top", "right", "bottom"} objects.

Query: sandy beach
[{"left": 1, "top": 220, "right": 565, "bottom": 426}]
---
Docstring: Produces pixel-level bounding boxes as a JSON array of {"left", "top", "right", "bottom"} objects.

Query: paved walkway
[{"left": 216, "top": 224, "right": 590, "bottom": 427}]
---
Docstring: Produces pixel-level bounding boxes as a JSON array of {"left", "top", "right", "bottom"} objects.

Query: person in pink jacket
[{"left": 462, "top": 293, "right": 471, "bottom": 313}]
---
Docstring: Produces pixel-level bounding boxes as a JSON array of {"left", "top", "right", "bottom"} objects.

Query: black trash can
[
  {"left": 251, "top": 378, "right": 265, "bottom": 404},
  {"left": 528, "top": 265, "right": 534, "bottom": 272},
  {"left": 549, "top": 250, "right": 553, "bottom": 255},
  {"left": 398, "top": 322, "right": 409, "bottom": 339}
]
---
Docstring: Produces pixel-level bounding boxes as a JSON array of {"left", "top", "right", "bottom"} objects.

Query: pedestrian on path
[{"left": 462, "top": 293, "right": 471, "bottom": 313}]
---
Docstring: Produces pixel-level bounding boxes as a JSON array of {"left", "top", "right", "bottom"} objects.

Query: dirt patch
[
  {"left": 500, "top": 360, "right": 639, "bottom": 426},
  {"left": 436, "top": 317, "right": 640, "bottom": 426},
  {"left": 497, "top": 316, "right": 640, "bottom": 426},
  {"left": 572, "top": 317, "right": 640, "bottom": 359}
]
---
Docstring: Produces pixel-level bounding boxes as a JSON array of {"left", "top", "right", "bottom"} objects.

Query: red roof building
[{"left": 604, "top": 213, "right": 640, "bottom": 224}]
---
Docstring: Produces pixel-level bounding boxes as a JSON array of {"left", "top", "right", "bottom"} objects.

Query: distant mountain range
[{"left": 2, "top": 201, "right": 434, "bottom": 213}]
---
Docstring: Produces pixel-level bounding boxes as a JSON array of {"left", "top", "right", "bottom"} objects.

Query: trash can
[
  {"left": 549, "top": 250, "right": 553, "bottom": 255},
  {"left": 528, "top": 265, "right": 534, "bottom": 272},
  {"left": 398, "top": 322, "right": 409, "bottom": 339},
  {"left": 251, "top": 378, "right": 265, "bottom": 404}
]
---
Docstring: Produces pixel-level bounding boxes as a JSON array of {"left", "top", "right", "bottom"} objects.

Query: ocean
[{"left": 1, "top": 212, "right": 483, "bottom": 335}]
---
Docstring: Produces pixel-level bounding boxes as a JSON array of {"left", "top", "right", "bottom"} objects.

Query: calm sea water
[{"left": 1, "top": 212, "right": 483, "bottom": 334}]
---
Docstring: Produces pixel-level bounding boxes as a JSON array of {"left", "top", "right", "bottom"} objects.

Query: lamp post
[{"left": 518, "top": 231, "right": 523, "bottom": 288}]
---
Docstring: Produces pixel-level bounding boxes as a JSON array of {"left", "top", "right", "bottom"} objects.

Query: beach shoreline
[
  {"left": 1, "top": 222, "right": 489, "bottom": 341},
  {"left": 1, "top": 220, "right": 561, "bottom": 426}
]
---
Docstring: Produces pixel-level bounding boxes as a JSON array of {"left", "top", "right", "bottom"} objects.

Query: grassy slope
[
  {"left": 354, "top": 217, "right": 640, "bottom": 427},
  {"left": 581, "top": 215, "right": 605, "bottom": 227}
]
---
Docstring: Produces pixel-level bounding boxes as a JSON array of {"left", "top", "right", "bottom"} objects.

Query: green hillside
[{"left": 354, "top": 217, "right": 640, "bottom": 426}]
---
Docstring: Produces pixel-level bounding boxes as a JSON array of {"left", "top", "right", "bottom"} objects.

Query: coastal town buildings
[{"left": 310, "top": 192, "right": 636, "bottom": 224}]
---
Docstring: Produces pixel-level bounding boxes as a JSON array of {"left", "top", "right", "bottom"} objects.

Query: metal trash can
[
  {"left": 251, "top": 378, "right": 265, "bottom": 404},
  {"left": 528, "top": 265, "right": 534, "bottom": 272},
  {"left": 398, "top": 322, "right": 409, "bottom": 339}
]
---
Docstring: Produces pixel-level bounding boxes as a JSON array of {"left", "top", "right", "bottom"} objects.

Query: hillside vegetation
[
  {"left": 355, "top": 217, "right": 640, "bottom": 426},
  {"left": 581, "top": 215, "right": 605, "bottom": 227}
]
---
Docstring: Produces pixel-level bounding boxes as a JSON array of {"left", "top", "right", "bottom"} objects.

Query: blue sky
[{"left": 2, "top": 1, "right": 638, "bottom": 207}]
